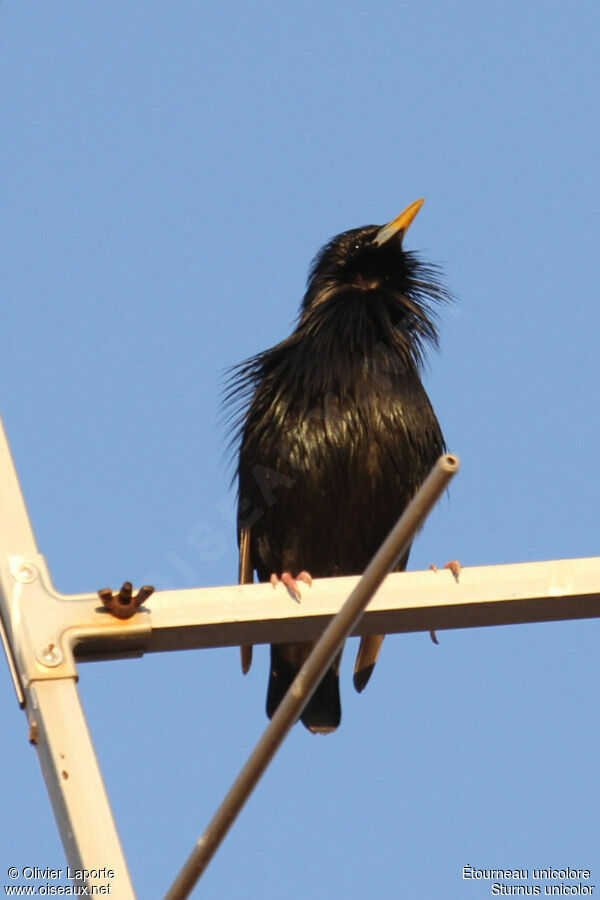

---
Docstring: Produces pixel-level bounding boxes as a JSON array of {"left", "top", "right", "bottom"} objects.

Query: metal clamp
[{"left": 0, "top": 554, "right": 151, "bottom": 696}]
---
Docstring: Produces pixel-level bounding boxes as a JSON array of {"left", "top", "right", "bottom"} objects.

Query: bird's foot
[
  {"left": 429, "top": 559, "right": 461, "bottom": 580},
  {"left": 98, "top": 581, "right": 155, "bottom": 619},
  {"left": 428, "top": 560, "right": 462, "bottom": 643},
  {"left": 270, "top": 570, "right": 312, "bottom": 602}
]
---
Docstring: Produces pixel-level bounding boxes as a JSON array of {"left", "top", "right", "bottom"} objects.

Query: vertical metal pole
[
  {"left": 0, "top": 416, "right": 136, "bottom": 896},
  {"left": 0, "top": 416, "right": 35, "bottom": 705},
  {"left": 0, "top": 417, "right": 38, "bottom": 555},
  {"left": 27, "top": 679, "right": 136, "bottom": 896}
]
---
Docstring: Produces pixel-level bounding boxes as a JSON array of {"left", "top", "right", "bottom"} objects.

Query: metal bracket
[{"left": 0, "top": 553, "right": 151, "bottom": 695}]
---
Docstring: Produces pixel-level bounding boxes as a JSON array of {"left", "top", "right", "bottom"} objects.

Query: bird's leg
[
  {"left": 270, "top": 571, "right": 312, "bottom": 602},
  {"left": 428, "top": 560, "right": 462, "bottom": 642}
]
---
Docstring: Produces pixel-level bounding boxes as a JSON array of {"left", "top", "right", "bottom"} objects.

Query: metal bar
[
  {"left": 0, "top": 555, "right": 597, "bottom": 668},
  {"left": 27, "top": 678, "right": 136, "bottom": 897},
  {"left": 0, "top": 418, "right": 37, "bottom": 703},
  {"left": 35, "top": 555, "right": 598, "bottom": 665},
  {"left": 164, "top": 454, "right": 459, "bottom": 899},
  {"left": 138, "top": 558, "right": 600, "bottom": 654},
  {"left": 0, "top": 417, "right": 38, "bottom": 555},
  {"left": 0, "top": 417, "right": 135, "bottom": 893}
]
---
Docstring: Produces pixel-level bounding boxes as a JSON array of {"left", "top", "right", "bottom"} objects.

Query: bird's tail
[{"left": 267, "top": 643, "right": 342, "bottom": 734}]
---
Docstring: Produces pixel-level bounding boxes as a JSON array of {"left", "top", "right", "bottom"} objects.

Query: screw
[
  {"left": 14, "top": 562, "right": 38, "bottom": 583},
  {"left": 37, "top": 642, "right": 63, "bottom": 667}
]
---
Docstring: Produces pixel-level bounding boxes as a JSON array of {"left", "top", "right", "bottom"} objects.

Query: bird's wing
[{"left": 239, "top": 526, "right": 253, "bottom": 674}]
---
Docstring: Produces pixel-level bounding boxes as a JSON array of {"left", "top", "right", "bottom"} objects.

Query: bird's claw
[
  {"left": 270, "top": 571, "right": 312, "bottom": 602},
  {"left": 444, "top": 559, "right": 461, "bottom": 580},
  {"left": 429, "top": 559, "right": 461, "bottom": 581},
  {"left": 98, "top": 581, "right": 155, "bottom": 619},
  {"left": 428, "top": 560, "right": 462, "bottom": 643}
]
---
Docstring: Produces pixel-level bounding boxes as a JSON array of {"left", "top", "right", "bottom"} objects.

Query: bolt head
[
  {"left": 37, "top": 642, "right": 62, "bottom": 667},
  {"left": 14, "top": 562, "right": 38, "bottom": 583}
]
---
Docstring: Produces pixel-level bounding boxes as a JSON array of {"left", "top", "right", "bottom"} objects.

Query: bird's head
[
  {"left": 302, "top": 198, "right": 427, "bottom": 310},
  {"left": 300, "top": 199, "right": 448, "bottom": 362}
]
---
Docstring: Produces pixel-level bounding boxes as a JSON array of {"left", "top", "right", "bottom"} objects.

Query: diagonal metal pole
[{"left": 164, "top": 453, "right": 459, "bottom": 899}]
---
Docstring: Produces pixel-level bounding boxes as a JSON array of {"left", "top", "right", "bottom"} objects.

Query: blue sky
[{"left": 1, "top": 2, "right": 599, "bottom": 897}]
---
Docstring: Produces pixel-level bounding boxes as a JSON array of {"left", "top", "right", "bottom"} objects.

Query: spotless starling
[{"left": 225, "top": 199, "right": 449, "bottom": 733}]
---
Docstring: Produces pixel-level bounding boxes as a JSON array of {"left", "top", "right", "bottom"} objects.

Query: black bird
[{"left": 225, "top": 199, "right": 449, "bottom": 733}]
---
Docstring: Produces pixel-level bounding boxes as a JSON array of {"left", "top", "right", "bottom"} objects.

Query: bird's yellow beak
[{"left": 373, "top": 198, "right": 425, "bottom": 247}]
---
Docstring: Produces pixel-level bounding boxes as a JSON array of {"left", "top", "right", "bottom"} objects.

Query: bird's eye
[{"left": 354, "top": 243, "right": 361, "bottom": 251}]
